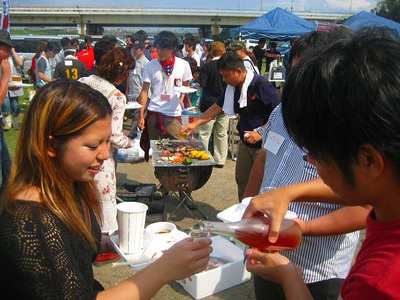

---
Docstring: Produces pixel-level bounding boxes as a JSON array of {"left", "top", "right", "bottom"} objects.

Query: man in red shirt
[
  {"left": 242, "top": 29, "right": 400, "bottom": 300},
  {"left": 76, "top": 36, "right": 94, "bottom": 72}
]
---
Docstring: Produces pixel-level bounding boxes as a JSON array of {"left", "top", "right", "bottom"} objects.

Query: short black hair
[
  {"left": 102, "top": 35, "right": 118, "bottom": 46},
  {"left": 270, "top": 42, "right": 277, "bottom": 48},
  {"left": 258, "top": 38, "right": 267, "bottom": 44},
  {"left": 217, "top": 52, "right": 246, "bottom": 71},
  {"left": 60, "top": 37, "right": 71, "bottom": 49},
  {"left": 282, "top": 28, "right": 400, "bottom": 182},
  {"left": 70, "top": 38, "right": 79, "bottom": 46},
  {"left": 134, "top": 30, "right": 148, "bottom": 42},
  {"left": 45, "top": 42, "right": 57, "bottom": 52},
  {"left": 154, "top": 31, "right": 178, "bottom": 50},
  {"left": 84, "top": 35, "right": 93, "bottom": 43},
  {"left": 183, "top": 56, "right": 199, "bottom": 74},
  {"left": 184, "top": 36, "right": 196, "bottom": 50},
  {"left": 289, "top": 28, "right": 353, "bottom": 68},
  {"left": 94, "top": 39, "right": 115, "bottom": 65},
  {"left": 184, "top": 33, "right": 194, "bottom": 40}
]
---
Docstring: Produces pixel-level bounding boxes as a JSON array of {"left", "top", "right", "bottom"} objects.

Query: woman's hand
[{"left": 154, "top": 237, "right": 212, "bottom": 282}]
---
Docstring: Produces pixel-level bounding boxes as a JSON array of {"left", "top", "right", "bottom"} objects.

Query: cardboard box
[{"left": 177, "top": 236, "right": 251, "bottom": 299}]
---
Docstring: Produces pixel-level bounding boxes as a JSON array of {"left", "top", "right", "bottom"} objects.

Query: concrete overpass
[{"left": 10, "top": 7, "right": 352, "bottom": 35}]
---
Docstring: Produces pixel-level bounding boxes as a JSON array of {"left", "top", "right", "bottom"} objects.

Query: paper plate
[
  {"left": 174, "top": 86, "right": 198, "bottom": 94},
  {"left": 125, "top": 102, "right": 142, "bottom": 110},
  {"left": 8, "top": 82, "right": 33, "bottom": 88}
]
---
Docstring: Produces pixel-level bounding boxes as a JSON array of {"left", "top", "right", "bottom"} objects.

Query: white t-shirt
[{"left": 143, "top": 57, "right": 192, "bottom": 117}]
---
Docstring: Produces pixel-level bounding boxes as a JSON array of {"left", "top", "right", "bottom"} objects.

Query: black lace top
[{"left": 0, "top": 201, "right": 103, "bottom": 299}]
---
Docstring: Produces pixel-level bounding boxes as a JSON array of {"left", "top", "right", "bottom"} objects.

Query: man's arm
[
  {"left": 300, "top": 205, "right": 371, "bottom": 236},
  {"left": 0, "top": 58, "right": 11, "bottom": 105},
  {"left": 38, "top": 71, "right": 52, "bottom": 83},
  {"left": 242, "top": 150, "right": 267, "bottom": 199},
  {"left": 37, "top": 58, "right": 51, "bottom": 83},
  {"left": 11, "top": 48, "right": 23, "bottom": 67},
  {"left": 243, "top": 178, "right": 354, "bottom": 243},
  {"left": 181, "top": 103, "right": 223, "bottom": 135},
  {"left": 179, "top": 80, "right": 190, "bottom": 108},
  {"left": 137, "top": 82, "right": 150, "bottom": 129},
  {"left": 287, "top": 178, "right": 342, "bottom": 203}
]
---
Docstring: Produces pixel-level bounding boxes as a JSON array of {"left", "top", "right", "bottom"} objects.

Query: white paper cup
[
  {"left": 146, "top": 222, "right": 177, "bottom": 243},
  {"left": 117, "top": 202, "right": 148, "bottom": 254}
]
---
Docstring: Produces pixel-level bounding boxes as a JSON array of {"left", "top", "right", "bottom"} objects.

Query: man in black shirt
[
  {"left": 253, "top": 38, "right": 266, "bottom": 73},
  {"left": 182, "top": 52, "right": 280, "bottom": 199},
  {"left": 197, "top": 41, "right": 228, "bottom": 167},
  {"left": 54, "top": 49, "right": 89, "bottom": 80}
]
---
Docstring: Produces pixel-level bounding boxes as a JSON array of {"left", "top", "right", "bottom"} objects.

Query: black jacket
[{"left": 199, "top": 59, "right": 226, "bottom": 112}]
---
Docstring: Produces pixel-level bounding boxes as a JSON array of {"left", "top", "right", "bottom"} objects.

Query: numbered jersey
[{"left": 54, "top": 59, "right": 89, "bottom": 81}]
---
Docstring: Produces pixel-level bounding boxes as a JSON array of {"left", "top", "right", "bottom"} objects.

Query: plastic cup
[{"left": 117, "top": 202, "right": 148, "bottom": 254}]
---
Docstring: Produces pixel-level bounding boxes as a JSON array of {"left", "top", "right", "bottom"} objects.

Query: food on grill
[
  {"left": 155, "top": 139, "right": 210, "bottom": 165},
  {"left": 189, "top": 150, "right": 209, "bottom": 160},
  {"left": 182, "top": 158, "right": 193, "bottom": 165}
]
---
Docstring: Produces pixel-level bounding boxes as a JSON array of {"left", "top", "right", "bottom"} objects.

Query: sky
[{"left": 13, "top": 0, "right": 378, "bottom": 13}]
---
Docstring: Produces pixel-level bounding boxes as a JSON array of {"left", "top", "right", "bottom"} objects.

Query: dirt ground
[{"left": 93, "top": 158, "right": 257, "bottom": 300}]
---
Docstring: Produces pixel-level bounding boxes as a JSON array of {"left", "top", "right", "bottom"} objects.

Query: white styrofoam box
[
  {"left": 217, "top": 197, "right": 297, "bottom": 223},
  {"left": 177, "top": 236, "right": 251, "bottom": 299}
]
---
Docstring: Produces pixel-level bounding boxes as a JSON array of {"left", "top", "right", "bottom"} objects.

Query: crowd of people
[{"left": 0, "top": 24, "right": 399, "bottom": 300}]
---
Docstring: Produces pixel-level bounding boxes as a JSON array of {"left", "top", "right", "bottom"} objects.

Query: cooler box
[{"left": 177, "top": 235, "right": 251, "bottom": 299}]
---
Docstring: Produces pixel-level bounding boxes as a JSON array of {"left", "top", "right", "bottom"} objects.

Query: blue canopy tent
[
  {"left": 238, "top": 7, "right": 317, "bottom": 40},
  {"left": 343, "top": 11, "right": 400, "bottom": 34}
]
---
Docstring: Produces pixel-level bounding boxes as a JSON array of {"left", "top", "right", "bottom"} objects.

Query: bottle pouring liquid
[{"left": 193, "top": 215, "right": 302, "bottom": 251}]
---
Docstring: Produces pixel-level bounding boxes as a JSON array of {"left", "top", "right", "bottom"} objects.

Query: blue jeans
[
  {"left": 2, "top": 96, "right": 20, "bottom": 117},
  {"left": 0, "top": 129, "right": 11, "bottom": 191}
]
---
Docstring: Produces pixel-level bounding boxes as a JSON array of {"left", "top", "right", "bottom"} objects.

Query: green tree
[{"left": 374, "top": 0, "right": 400, "bottom": 22}]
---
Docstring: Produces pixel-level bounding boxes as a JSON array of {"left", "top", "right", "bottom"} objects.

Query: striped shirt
[{"left": 259, "top": 104, "right": 360, "bottom": 284}]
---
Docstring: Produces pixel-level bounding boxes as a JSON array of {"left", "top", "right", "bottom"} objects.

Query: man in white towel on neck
[{"left": 182, "top": 52, "right": 280, "bottom": 200}]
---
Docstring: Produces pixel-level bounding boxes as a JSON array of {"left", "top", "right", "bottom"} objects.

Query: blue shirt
[{"left": 260, "top": 104, "right": 360, "bottom": 283}]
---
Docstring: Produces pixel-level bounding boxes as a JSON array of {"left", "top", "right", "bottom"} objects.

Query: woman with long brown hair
[
  {"left": 0, "top": 80, "right": 211, "bottom": 299},
  {"left": 80, "top": 44, "right": 135, "bottom": 261}
]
